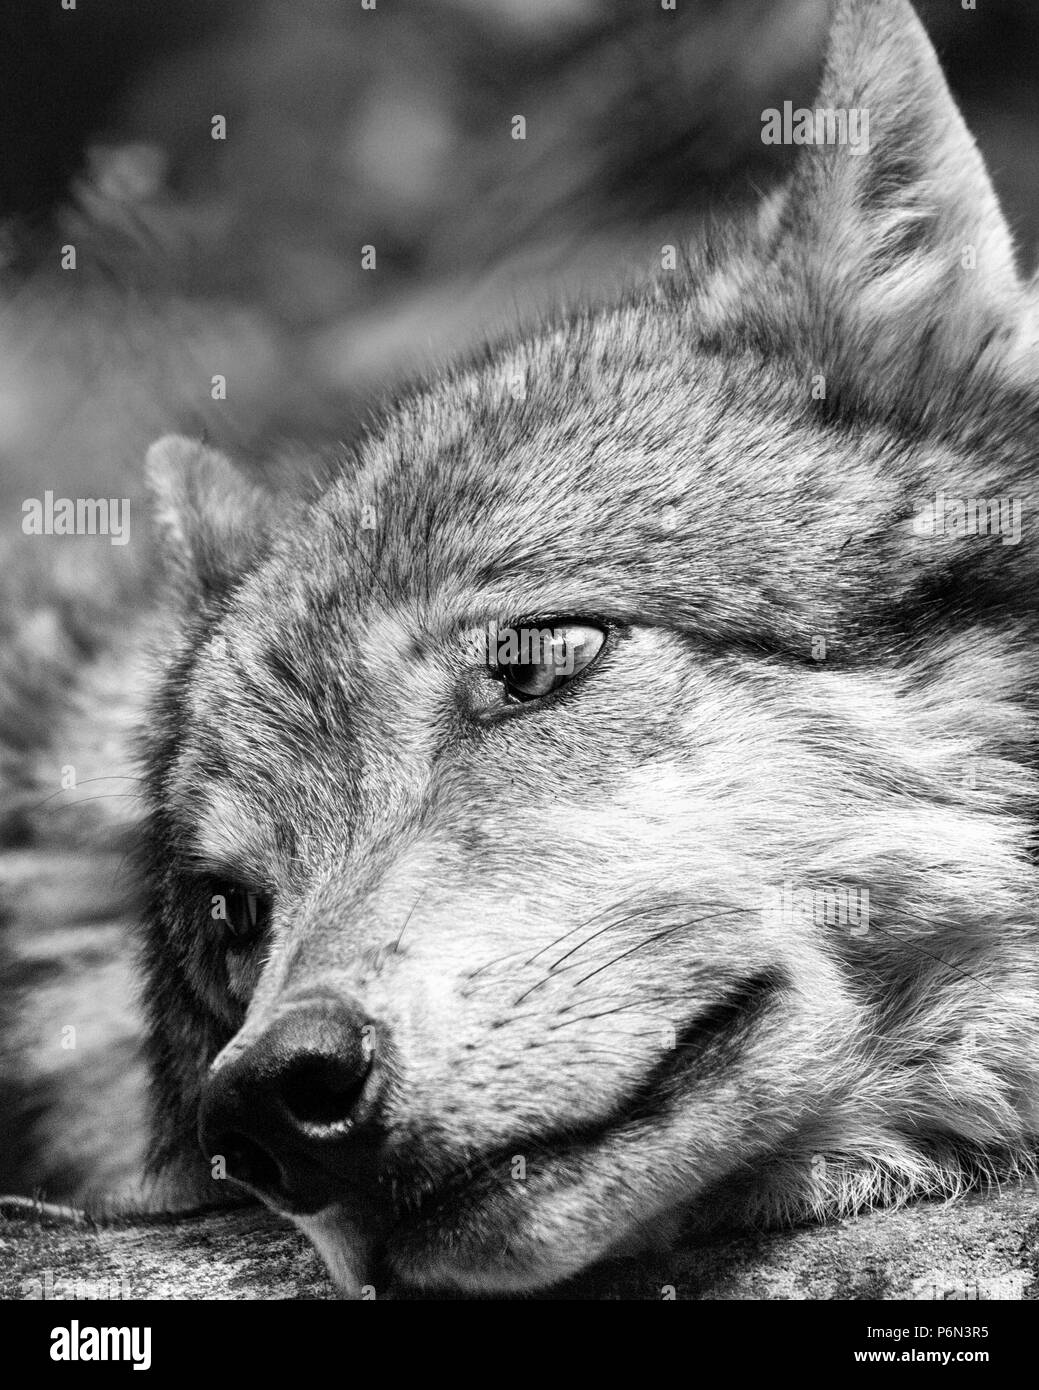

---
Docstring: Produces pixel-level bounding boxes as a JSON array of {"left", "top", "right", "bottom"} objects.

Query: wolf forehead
[{"left": 195, "top": 305, "right": 921, "bottom": 672}]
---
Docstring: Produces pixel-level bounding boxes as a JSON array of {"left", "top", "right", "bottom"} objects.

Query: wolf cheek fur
[{"left": 138, "top": 0, "right": 1039, "bottom": 1293}]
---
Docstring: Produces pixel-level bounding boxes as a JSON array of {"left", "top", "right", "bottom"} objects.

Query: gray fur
[{"left": 5, "top": 0, "right": 1039, "bottom": 1292}]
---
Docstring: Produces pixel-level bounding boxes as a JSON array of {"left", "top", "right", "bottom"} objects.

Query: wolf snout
[{"left": 197, "top": 994, "right": 385, "bottom": 1213}]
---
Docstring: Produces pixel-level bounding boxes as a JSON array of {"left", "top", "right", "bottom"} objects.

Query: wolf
[{"left": 5, "top": 0, "right": 1039, "bottom": 1296}]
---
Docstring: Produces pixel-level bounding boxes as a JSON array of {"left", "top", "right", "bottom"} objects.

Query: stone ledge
[{"left": 1, "top": 1184, "right": 1037, "bottom": 1300}]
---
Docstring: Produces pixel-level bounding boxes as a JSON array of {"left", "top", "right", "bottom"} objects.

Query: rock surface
[{"left": 2, "top": 1185, "right": 1037, "bottom": 1300}]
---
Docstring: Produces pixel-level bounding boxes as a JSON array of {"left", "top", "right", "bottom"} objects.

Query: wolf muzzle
[{"left": 197, "top": 994, "right": 385, "bottom": 1214}]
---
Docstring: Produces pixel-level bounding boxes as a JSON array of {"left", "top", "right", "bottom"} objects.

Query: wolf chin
[{"left": 5, "top": 0, "right": 1039, "bottom": 1296}]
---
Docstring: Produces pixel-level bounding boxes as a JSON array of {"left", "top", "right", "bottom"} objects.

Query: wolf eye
[
  {"left": 494, "top": 622, "right": 606, "bottom": 702},
  {"left": 218, "top": 882, "right": 272, "bottom": 946}
]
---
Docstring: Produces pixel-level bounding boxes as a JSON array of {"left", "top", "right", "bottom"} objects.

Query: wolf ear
[
  {"left": 146, "top": 435, "right": 278, "bottom": 604},
  {"left": 749, "top": 0, "right": 1027, "bottom": 409}
]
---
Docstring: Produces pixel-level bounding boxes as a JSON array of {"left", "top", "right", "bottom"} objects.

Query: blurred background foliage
[{"left": 0, "top": 0, "right": 1036, "bottom": 505}]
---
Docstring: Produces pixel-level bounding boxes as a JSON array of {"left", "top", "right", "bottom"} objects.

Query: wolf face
[{"left": 139, "top": 0, "right": 1039, "bottom": 1294}]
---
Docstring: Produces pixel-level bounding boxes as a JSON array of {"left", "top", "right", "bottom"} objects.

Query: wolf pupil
[
  {"left": 223, "top": 884, "right": 270, "bottom": 943},
  {"left": 504, "top": 663, "right": 552, "bottom": 699}
]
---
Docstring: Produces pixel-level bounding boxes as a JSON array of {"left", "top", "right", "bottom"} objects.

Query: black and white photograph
[{"left": 0, "top": 0, "right": 1037, "bottom": 1346}]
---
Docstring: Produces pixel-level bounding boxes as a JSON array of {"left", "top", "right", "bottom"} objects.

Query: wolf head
[{"left": 140, "top": 0, "right": 1039, "bottom": 1294}]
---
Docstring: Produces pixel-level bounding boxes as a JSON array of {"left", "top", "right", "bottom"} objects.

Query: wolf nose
[{"left": 197, "top": 994, "right": 383, "bottom": 1212}]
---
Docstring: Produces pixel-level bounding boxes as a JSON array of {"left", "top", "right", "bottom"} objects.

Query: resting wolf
[{"left": 5, "top": 0, "right": 1039, "bottom": 1296}]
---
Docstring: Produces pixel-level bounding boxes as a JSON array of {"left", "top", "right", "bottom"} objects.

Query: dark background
[
  {"left": 0, "top": 0, "right": 1036, "bottom": 504},
  {"left": 3, "top": 1, "right": 1038, "bottom": 247}
]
